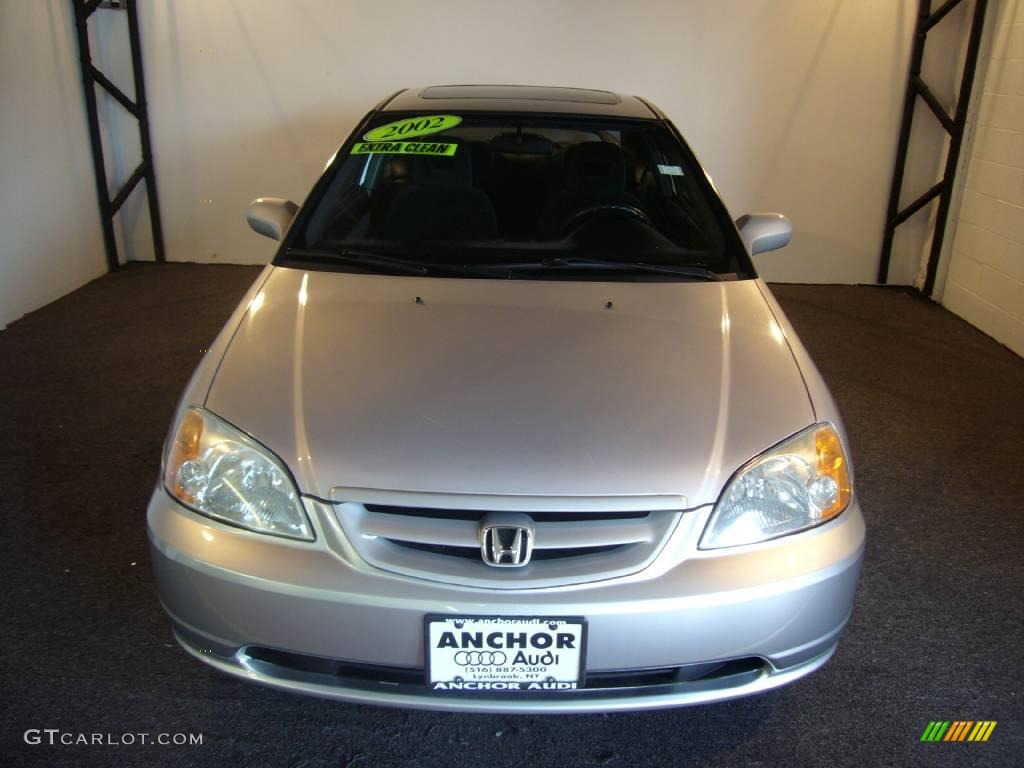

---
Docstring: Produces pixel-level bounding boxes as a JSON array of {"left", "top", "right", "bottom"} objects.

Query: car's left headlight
[
  {"left": 700, "top": 422, "right": 852, "bottom": 549},
  {"left": 163, "top": 407, "right": 313, "bottom": 541}
]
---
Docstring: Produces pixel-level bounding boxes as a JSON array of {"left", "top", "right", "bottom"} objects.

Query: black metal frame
[
  {"left": 878, "top": 0, "right": 988, "bottom": 294},
  {"left": 71, "top": 0, "right": 165, "bottom": 271}
]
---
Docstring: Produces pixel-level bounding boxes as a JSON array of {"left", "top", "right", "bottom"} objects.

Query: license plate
[{"left": 425, "top": 615, "right": 586, "bottom": 692}]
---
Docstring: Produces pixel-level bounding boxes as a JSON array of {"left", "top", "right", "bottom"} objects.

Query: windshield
[{"left": 279, "top": 112, "right": 752, "bottom": 281}]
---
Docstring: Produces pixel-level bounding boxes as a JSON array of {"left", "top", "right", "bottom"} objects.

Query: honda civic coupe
[{"left": 149, "top": 85, "right": 864, "bottom": 713}]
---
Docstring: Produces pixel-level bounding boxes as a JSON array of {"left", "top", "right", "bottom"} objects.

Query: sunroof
[{"left": 420, "top": 85, "right": 621, "bottom": 105}]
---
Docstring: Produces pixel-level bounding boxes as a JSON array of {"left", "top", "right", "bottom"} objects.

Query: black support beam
[
  {"left": 70, "top": 0, "right": 165, "bottom": 271},
  {"left": 892, "top": 180, "right": 945, "bottom": 228},
  {"left": 90, "top": 65, "right": 139, "bottom": 117},
  {"left": 72, "top": 0, "right": 117, "bottom": 272},
  {"left": 125, "top": 0, "right": 165, "bottom": 263},
  {"left": 109, "top": 162, "right": 147, "bottom": 214},
  {"left": 913, "top": 76, "right": 956, "bottom": 134},
  {"left": 878, "top": 0, "right": 989, "bottom": 294},
  {"left": 925, "top": 0, "right": 966, "bottom": 31}
]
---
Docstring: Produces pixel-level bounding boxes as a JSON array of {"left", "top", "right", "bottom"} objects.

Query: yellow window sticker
[
  {"left": 351, "top": 141, "right": 458, "bottom": 156},
  {"left": 363, "top": 115, "right": 462, "bottom": 142}
]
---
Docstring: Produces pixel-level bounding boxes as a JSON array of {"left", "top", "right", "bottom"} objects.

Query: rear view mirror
[
  {"left": 247, "top": 198, "right": 299, "bottom": 241},
  {"left": 735, "top": 213, "right": 792, "bottom": 256}
]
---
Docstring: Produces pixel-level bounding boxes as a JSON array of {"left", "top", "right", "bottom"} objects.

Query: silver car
[{"left": 149, "top": 85, "right": 864, "bottom": 713}]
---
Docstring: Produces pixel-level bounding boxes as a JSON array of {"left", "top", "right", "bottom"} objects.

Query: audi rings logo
[{"left": 453, "top": 650, "right": 507, "bottom": 666}]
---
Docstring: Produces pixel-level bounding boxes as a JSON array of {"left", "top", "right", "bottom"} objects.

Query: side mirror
[
  {"left": 246, "top": 197, "right": 299, "bottom": 241},
  {"left": 735, "top": 213, "right": 792, "bottom": 256}
]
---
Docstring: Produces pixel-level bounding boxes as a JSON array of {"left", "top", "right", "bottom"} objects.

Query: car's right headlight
[
  {"left": 700, "top": 422, "right": 852, "bottom": 549},
  {"left": 163, "top": 407, "right": 313, "bottom": 541}
]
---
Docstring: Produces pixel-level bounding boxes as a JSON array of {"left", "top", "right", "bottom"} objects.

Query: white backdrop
[{"left": 0, "top": 1, "right": 108, "bottom": 327}]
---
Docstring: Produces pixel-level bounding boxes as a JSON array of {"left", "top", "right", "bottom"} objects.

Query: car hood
[{"left": 206, "top": 267, "right": 813, "bottom": 506}]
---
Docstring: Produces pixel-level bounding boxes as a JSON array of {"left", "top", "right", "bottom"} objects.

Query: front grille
[
  {"left": 364, "top": 504, "right": 652, "bottom": 522},
  {"left": 392, "top": 539, "right": 623, "bottom": 561},
  {"left": 331, "top": 499, "right": 683, "bottom": 589},
  {"left": 242, "top": 646, "right": 768, "bottom": 693}
]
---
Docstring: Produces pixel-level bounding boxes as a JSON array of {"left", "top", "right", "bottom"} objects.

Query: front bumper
[{"left": 148, "top": 487, "right": 865, "bottom": 713}]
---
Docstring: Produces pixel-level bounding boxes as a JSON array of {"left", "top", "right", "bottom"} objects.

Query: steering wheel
[{"left": 559, "top": 204, "right": 651, "bottom": 236}]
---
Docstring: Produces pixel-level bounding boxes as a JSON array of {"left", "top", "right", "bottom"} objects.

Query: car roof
[{"left": 381, "top": 85, "right": 661, "bottom": 119}]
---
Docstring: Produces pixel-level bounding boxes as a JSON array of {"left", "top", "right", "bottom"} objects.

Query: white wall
[
  {"left": 136, "top": 0, "right": 923, "bottom": 284},
  {"left": 0, "top": 0, "right": 107, "bottom": 328},
  {"left": 942, "top": 0, "right": 1024, "bottom": 356}
]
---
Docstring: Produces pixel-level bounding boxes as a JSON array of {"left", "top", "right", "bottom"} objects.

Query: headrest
[{"left": 409, "top": 143, "right": 473, "bottom": 186}]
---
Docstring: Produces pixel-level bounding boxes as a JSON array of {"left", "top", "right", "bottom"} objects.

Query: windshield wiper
[
  {"left": 283, "top": 247, "right": 500, "bottom": 278},
  {"left": 283, "top": 247, "right": 431, "bottom": 275},
  {"left": 483, "top": 256, "right": 720, "bottom": 280},
  {"left": 283, "top": 249, "right": 719, "bottom": 281}
]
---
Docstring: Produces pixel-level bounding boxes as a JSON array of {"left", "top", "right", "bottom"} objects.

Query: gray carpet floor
[{"left": 1, "top": 263, "right": 1020, "bottom": 767}]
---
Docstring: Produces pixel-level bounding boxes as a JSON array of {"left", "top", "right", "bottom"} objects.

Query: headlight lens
[
  {"left": 700, "top": 423, "right": 852, "bottom": 549},
  {"left": 163, "top": 408, "right": 313, "bottom": 540}
]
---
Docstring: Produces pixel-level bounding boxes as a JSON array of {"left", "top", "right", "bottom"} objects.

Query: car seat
[{"left": 377, "top": 146, "right": 497, "bottom": 241}]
